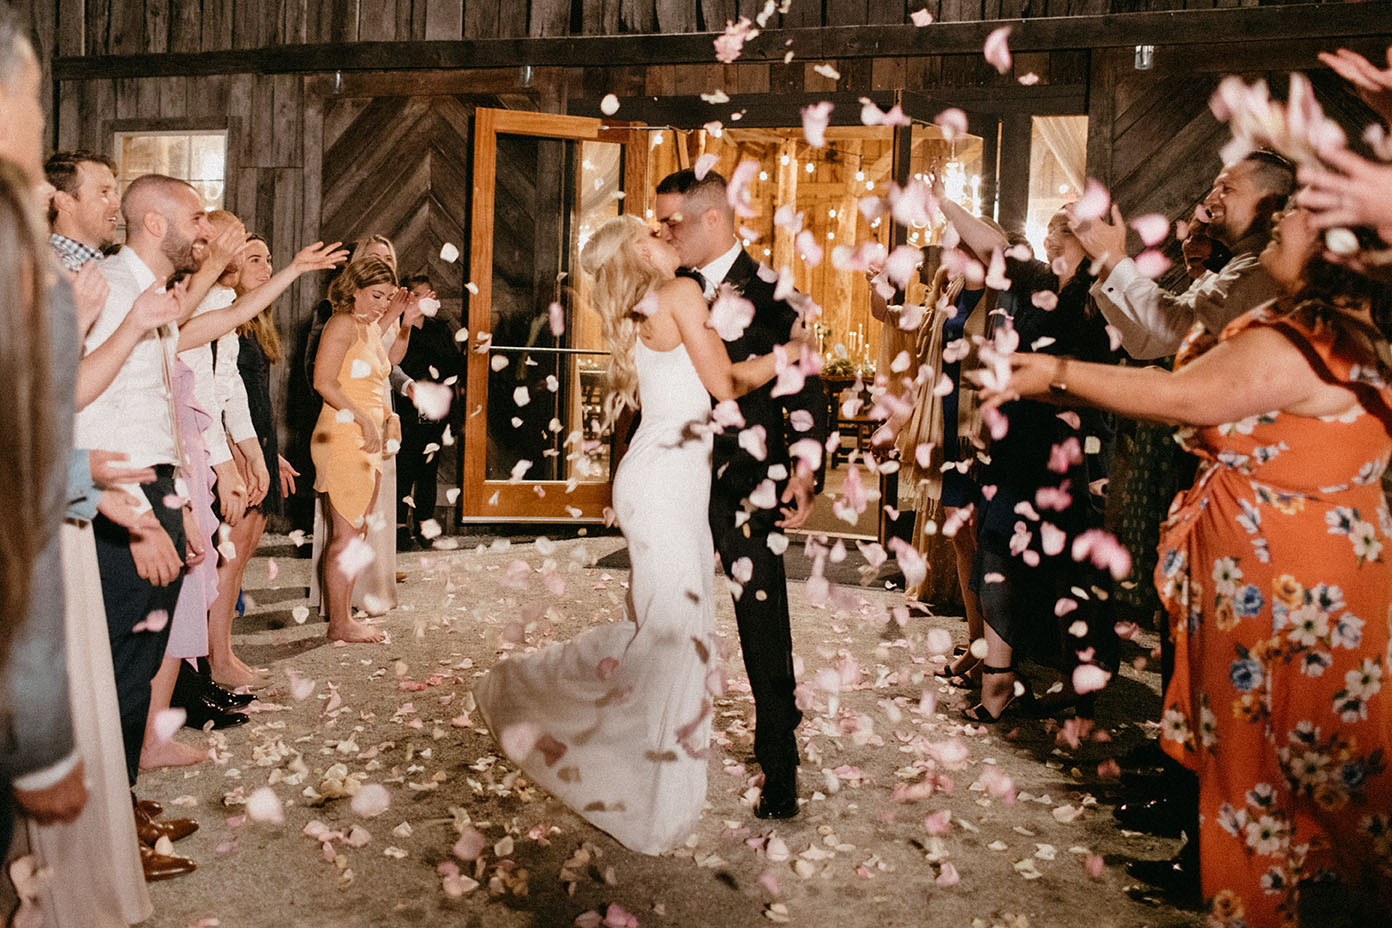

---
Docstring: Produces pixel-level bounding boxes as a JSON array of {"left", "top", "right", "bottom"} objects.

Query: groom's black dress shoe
[
  {"left": 755, "top": 766, "right": 799, "bottom": 819},
  {"left": 193, "top": 659, "right": 256, "bottom": 709},
  {"left": 173, "top": 662, "right": 249, "bottom": 730}
]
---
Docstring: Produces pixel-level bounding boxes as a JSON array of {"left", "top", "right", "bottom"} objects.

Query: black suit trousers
[
  {"left": 93, "top": 466, "right": 184, "bottom": 787},
  {"left": 709, "top": 450, "right": 802, "bottom": 773}
]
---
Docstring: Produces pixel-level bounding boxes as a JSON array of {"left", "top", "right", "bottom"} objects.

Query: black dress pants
[
  {"left": 709, "top": 449, "right": 802, "bottom": 773},
  {"left": 396, "top": 416, "right": 446, "bottom": 533},
  {"left": 93, "top": 465, "right": 185, "bottom": 787}
]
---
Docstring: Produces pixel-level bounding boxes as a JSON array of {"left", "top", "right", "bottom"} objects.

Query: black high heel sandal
[
  {"left": 961, "top": 665, "right": 1033, "bottom": 723},
  {"left": 934, "top": 652, "right": 982, "bottom": 688}
]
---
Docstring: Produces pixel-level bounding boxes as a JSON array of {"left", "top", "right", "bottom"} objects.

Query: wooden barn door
[{"left": 462, "top": 109, "right": 648, "bottom": 523}]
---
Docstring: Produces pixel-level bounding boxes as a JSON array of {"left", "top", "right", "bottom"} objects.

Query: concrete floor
[{"left": 138, "top": 534, "right": 1201, "bottom": 928}]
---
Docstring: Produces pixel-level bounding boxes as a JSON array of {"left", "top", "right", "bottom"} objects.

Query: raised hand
[
  {"left": 1319, "top": 48, "right": 1392, "bottom": 127},
  {"left": 1296, "top": 147, "right": 1392, "bottom": 232},
  {"left": 128, "top": 279, "right": 187, "bottom": 332},
  {"left": 71, "top": 261, "right": 110, "bottom": 336},
  {"left": 291, "top": 240, "right": 349, "bottom": 274},
  {"left": 1070, "top": 204, "right": 1128, "bottom": 264},
  {"left": 206, "top": 216, "right": 249, "bottom": 272}
]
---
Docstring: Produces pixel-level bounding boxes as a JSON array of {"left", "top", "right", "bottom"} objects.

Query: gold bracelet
[{"left": 1048, "top": 357, "right": 1069, "bottom": 395}]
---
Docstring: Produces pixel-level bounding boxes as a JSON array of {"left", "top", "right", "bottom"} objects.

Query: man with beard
[
  {"left": 75, "top": 174, "right": 211, "bottom": 869},
  {"left": 45, "top": 150, "right": 120, "bottom": 272},
  {"left": 1073, "top": 150, "right": 1296, "bottom": 358}
]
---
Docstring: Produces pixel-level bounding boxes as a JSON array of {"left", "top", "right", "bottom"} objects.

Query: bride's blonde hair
[{"left": 580, "top": 214, "right": 663, "bottom": 427}]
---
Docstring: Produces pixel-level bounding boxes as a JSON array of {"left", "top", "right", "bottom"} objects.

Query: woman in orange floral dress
[{"left": 984, "top": 205, "right": 1392, "bottom": 925}]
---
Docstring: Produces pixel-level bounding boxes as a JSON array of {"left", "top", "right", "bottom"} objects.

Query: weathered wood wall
[{"left": 46, "top": 0, "right": 1354, "bottom": 50}]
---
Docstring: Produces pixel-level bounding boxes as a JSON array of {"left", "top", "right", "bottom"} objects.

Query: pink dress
[{"left": 168, "top": 360, "right": 216, "bottom": 661}]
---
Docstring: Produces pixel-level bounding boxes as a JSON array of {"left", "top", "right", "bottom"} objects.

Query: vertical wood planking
[
  {"left": 700, "top": 0, "right": 736, "bottom": 30},
  {"left": 330, "top": 0, "right": 362, "bottom": 42},
  {"left": 359, "top": 0, "right": 399, "bottom": 39},
  {"left": 144, "top": 0, "right": 169, "bottom": 54},
  {"left": 169, "top": 0, "right": 200, "bottom": 52},
  {"left": 655, "top": 0, "right": 698, "bottom": 32},
  {"left": 1085, "top": 47, "right": 1117, "bottom": 189},
  {"left": 498, "top": 0, "right": 528, "bottom": 36},
  {"left": 57, "top": 0, "right": 84, "bottom": 56},
  {"left": 464, "top": 0, "right": 501, "bottom": 38},
  {"left": 867, "top": 0, "right": 908, "bottom": 23},
  {"left": 272, "top": 73, "right": 303, "bottom": 167},
  {"left": 426, "top": 0, "right": 465, "bottom": 38},
  {"left": 107, "top": 0, "right": 144, "bottom": 54},
  {"left": 530, "top": 0, "right": 572, "bottom": 36},
  {"left": 827, "top": 0, "right": 870, "bottom": 26}
]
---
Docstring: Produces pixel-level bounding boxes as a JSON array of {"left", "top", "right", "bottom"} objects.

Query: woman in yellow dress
[{"left": 311, "top": 256, "right": 417, "bottom": 642}]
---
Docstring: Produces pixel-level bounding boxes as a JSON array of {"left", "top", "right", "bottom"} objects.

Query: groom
[{"left": 655, "top": 169, "right": 826, "bottom": 819}]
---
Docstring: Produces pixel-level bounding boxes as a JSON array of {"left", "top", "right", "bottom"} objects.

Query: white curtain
[{"left": 1032, "top": 116, "right": 1088, "bottom": 192}]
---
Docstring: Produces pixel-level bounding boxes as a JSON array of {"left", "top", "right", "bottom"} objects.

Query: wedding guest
[
  {"left": 44, "top": 150, "right": 119, "bottom": 271},
  {"left": 207, "top": 233, "right": 336, "bottom": 683},
  {"left": 879, "top": 218, "right": 1008, "bottom": 688},
  {"left": 307, "top": 233, "right": 412, "bottom": 614},
  {"left": 395, "top": 272, "right": 459, "bottom": 547},
  {"left": 654, "top": 169, "right": 827, "bottom": 819},
  {"left": 988, "top": 205, "right": 1392, "bottom": 926},
  {"left": 311, "top": 256, "right": 417, "bottom": 642},
  {"left": 937, "top": 190, "right": 1120, "bottom": 724},
  {"left": 1073, "top": 150, "right": 1295, "bottom": 359},
  {"left": 75, "top": 173, "right": 208, "bottom": 862}
]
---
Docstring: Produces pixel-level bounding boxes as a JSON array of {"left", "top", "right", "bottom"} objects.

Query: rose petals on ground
[{"left": 350, "top": 783, "right": 390, "bottom": 818}]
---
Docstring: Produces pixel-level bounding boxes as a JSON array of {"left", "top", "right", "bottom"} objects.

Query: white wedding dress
[{"left": 474, "top": 339, "right": 717, "bottom": 855}]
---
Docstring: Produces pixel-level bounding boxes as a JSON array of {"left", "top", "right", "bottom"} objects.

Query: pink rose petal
[
  {"left": 983, "top": 26, "right": 1013, "bottom": 74},
  {"left": 349, "top": 783, "right": 390, "bottom": 818},
  {"left": 801, "top": 101, "right": 833, "bottom": 148}
]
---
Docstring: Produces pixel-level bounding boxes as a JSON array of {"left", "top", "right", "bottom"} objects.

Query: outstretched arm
[
  {"left": 989, "top": 324, "right": 1354, "bottom": 427},
  {"left": 178, "top": 242, "right": 346, "bottom": 350}
]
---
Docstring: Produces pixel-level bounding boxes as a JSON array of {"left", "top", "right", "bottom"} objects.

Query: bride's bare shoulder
[{"left": 656, "top": 276, "right": 706, "bottom": 315}]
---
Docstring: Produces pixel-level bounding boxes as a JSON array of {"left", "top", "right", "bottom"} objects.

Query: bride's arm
[{"left": 667, "top": 278, "right": 780, "bottom": 401}]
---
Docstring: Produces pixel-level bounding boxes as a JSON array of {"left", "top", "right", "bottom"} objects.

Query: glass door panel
[{"left": 463, "top": 110, "right": 638, "bottom": 521}]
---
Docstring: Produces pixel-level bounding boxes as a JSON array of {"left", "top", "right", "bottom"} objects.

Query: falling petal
[
  {"left": 1130, "top": 213, "right": 1170, "bottom": 247},
  {"left": 1072, "top": 179, "right": 1111, "bottom": 222},
  {"left": 439, "top": 242, "right": 460, "bottom": 263},
  {"left": 983, "top": 26, "right": 1013, "bottom": 74},
  {"left": 693, "top": 152, "right": 720, "bottom": 181},
  {"left": 1133, "top": 250, "right": 1171, "bottom": 278},
  {"left": 246, "top": 786, "right": 284, "bottom": 825},
  {"left": 152, "top": 707, "right": 186, "bottom": 743},
  {"left": 910, "top": 8, "right": 933, "bottom": 27},
  {"left": 600, "top": 93, "right": 620, "bottom": 115},
  {"left": 801, "top": 101, "right": 833, "bottom": 148}
]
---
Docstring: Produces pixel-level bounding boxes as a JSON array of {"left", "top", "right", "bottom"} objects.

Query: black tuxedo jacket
[{"left": 710, "top": 250, "right": 828, "bottom": 496}]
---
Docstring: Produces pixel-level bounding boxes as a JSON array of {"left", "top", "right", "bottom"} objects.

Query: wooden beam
[{"left": 52, "top": 5, "right": 1392, "bottom": 80}]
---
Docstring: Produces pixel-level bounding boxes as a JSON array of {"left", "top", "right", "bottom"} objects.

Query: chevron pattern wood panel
[{"left": 320, "top": 94, "right": 477, "bottom": 320}]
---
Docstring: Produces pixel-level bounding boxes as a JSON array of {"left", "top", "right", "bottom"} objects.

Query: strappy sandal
[
  {"left": 961, "top": 665, "right": 1034, "bottom": 723},
  {"left": 934, "top": 652, "right": 981, "bottom": 688}
]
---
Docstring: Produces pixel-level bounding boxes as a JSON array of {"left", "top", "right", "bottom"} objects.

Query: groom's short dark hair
[{"left": 657, "top": 169, "right": 732, "bottom": 219}]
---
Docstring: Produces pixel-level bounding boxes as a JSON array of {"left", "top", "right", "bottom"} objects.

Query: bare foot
[
  {"left": 327, "top": 618, "right": 386, "bottom": 643},
  {"left": 140, "top": 738, "right": 208, "bottom": 770},
  {"left": 209, "top": 657, "right": 268, "bottom": 690}
]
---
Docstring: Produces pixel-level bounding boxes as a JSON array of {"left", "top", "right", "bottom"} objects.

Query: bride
[{"left": 474, "top": 214, "right": 796, "bottom": 854}]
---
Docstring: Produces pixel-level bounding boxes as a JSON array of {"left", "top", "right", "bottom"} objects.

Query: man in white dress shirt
[
  {"left": 1071, "top": 150, "right": 1296, "bottom": 359},
  {"left": 76, "top": 174, "right": 211, "bottom": 792}
]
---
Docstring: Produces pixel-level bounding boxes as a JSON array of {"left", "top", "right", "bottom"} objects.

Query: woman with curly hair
[{"left": 987, "top": 204, "right": 1392, "bottom": 925}]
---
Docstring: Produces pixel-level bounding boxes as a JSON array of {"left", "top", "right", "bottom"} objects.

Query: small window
[{"left": 113, "top": 129, "right": 228, "bottom": 210}]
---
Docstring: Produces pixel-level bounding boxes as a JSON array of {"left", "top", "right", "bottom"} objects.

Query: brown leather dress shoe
[
  {"left": 136, "top": 799, "right": 164, "bottom": 818},
  {"left": 140, "top": 842, "right": 196, "bottom": 881},
  {"left": 134, "top": 805, "right": 199, "bottom": 845}
]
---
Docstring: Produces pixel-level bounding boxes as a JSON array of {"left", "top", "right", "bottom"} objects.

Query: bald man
[{"left": 76, "top": 174, "right": 213, "bottom": 805}]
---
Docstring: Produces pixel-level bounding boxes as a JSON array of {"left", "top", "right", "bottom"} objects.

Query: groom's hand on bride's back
[{"left": 776, "top": 469, "right": 816, "bottom": 529}]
